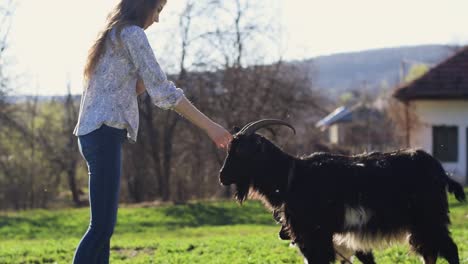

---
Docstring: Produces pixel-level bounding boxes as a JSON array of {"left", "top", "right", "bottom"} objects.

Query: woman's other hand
[{"left": 136, "top": 78, "right": 146, "bottom": 95}]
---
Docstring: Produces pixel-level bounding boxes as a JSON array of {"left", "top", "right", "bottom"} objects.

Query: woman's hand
[
  {"left": 173, "top": 96, "right": 232, "bottom": 150},
  {"left": 206, "top": 122, "right": 233, "bottom": 150},
  {"left": 136, "top": 78, "right": 146, "bottom": 95}
]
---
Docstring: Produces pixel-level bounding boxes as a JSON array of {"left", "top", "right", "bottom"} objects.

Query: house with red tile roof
[{"left": 394, "top": 47, "right": 468, "bottom": 185}]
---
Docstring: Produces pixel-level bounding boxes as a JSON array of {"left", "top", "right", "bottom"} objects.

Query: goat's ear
[
  {"left": 232, "top": 126, "right": 241, "bottom": 134},
  {"left": 255, "top": 137, "right": 263, "bottom": 145},
  {"left": 255, "top": 137, "right": 267, "bottom": 152}
]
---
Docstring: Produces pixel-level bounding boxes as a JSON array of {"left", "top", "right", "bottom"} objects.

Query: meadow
[{"left": 0, "top": 191, "right": 467, "bottom": 264}]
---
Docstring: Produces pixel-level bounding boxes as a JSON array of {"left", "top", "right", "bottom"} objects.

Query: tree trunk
[{"left": 161, "top": 113, "right": 180, "bottom": 201}]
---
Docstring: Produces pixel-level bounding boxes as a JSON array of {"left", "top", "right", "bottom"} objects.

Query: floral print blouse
[{"left": 73, "top": 25, "right": 184, "bottom": 143}]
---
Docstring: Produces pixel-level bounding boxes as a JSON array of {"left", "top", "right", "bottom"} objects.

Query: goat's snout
[
  {"left": 279, "top": 226, "right": 291, "bottom": 240},
  {"left": 218, "top": 169, "right": 233, "bottom": 186}
]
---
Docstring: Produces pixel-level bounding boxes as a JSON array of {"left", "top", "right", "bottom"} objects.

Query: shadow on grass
[
  {"left": 161, "top": 202, "right": 274, "bottom": 228},
  {"left": 0, "top": 213, "right": 83, "bottom": 239}
]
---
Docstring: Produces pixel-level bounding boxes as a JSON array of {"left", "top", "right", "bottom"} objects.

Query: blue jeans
[{"left": 73, "top": 124, "right": 126, "bottom": 264}]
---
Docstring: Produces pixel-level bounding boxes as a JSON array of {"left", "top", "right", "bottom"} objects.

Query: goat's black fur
[
  {"left": 273, "top": 209, "right": 376, "bottom": 264},
  {"left": 220, "top": 131, "right": 466, "bottom": 264}
]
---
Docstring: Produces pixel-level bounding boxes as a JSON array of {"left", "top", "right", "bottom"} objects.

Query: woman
[{"left": 72, "top": 0, "right": 232, "bottom": 263}]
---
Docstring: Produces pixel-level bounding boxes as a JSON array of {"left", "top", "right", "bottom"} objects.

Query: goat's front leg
[
  {"left": 296, "top": 232, "right": 335, "bottom": 264},
  {"left": 355, "top": 251, "right": 376, "bottom": 264}
]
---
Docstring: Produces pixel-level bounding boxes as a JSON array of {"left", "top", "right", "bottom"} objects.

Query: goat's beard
[{"left": 234, "top": 179, "right": 250, "bottom": 203}]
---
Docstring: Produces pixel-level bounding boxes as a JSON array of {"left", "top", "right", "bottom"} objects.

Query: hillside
[{"left": 300, "top": 44, "right": 456, "bottom": 97}]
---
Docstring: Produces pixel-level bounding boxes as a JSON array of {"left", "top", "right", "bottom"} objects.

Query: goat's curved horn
[
  {"left": 238, "top": 121, "right": 256, "bottom": 134},
  {"left": 241, "top": 119, "right": 296, "bottom": 136}
]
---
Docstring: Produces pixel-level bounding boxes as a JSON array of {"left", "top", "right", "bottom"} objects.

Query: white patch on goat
[
  {"left": 333, "top": 231, "right": 410, "bottom": 251},
  {"left": 344, "top": 206, "right": 371, "bottom": 228}
]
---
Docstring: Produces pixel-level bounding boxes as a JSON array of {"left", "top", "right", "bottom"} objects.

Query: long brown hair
[{"left": 83, "top": 0, "right": 163, "bottom": 82}]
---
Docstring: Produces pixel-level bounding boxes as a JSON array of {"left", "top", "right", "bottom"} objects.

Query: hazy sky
[{"left": 6, "top": 0, "right": 468, "bottom": 95}]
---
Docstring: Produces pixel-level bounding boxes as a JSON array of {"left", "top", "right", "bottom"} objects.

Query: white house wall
[
  {"left": 410, "top": 100, "right": 468, "bottom": 184},
  {"left": 329, "top": 124, "right": 339, "bottom": 144}
]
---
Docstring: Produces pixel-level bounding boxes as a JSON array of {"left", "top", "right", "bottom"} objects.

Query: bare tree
[
  {"left": 34, "top": 82, "right": 84, "bottom": 206},
  {"left": 0, "top": 0, "right": 14, "bottom": 97}
]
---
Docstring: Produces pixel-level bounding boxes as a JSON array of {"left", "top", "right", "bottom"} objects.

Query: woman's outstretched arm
[
  {"left": 136, "top": 79, "right": 231, "bottom": 149},
  {"left": 173, "top": 96, "right": 232, "bottom": 150},
  {"left": 124, "top": 26, "right": 232, "bottom": 148}
]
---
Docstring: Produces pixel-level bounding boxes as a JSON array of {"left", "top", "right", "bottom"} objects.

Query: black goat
[{"left": 219, "top": 119, "right": 466, "bottom": 264}]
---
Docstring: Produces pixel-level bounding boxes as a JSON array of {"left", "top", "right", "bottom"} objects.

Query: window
[{"left": 432, "top": 126, "right": 458, "bottom": 162}]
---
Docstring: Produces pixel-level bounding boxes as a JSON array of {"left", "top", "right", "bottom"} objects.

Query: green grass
[{"left": 0, "top": 192, "right": 467, "bottom": 264}]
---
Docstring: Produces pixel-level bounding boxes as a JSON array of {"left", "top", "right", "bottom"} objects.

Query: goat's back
[{"left": 287, "top": 149, "right": 451, "bottom": 233}]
